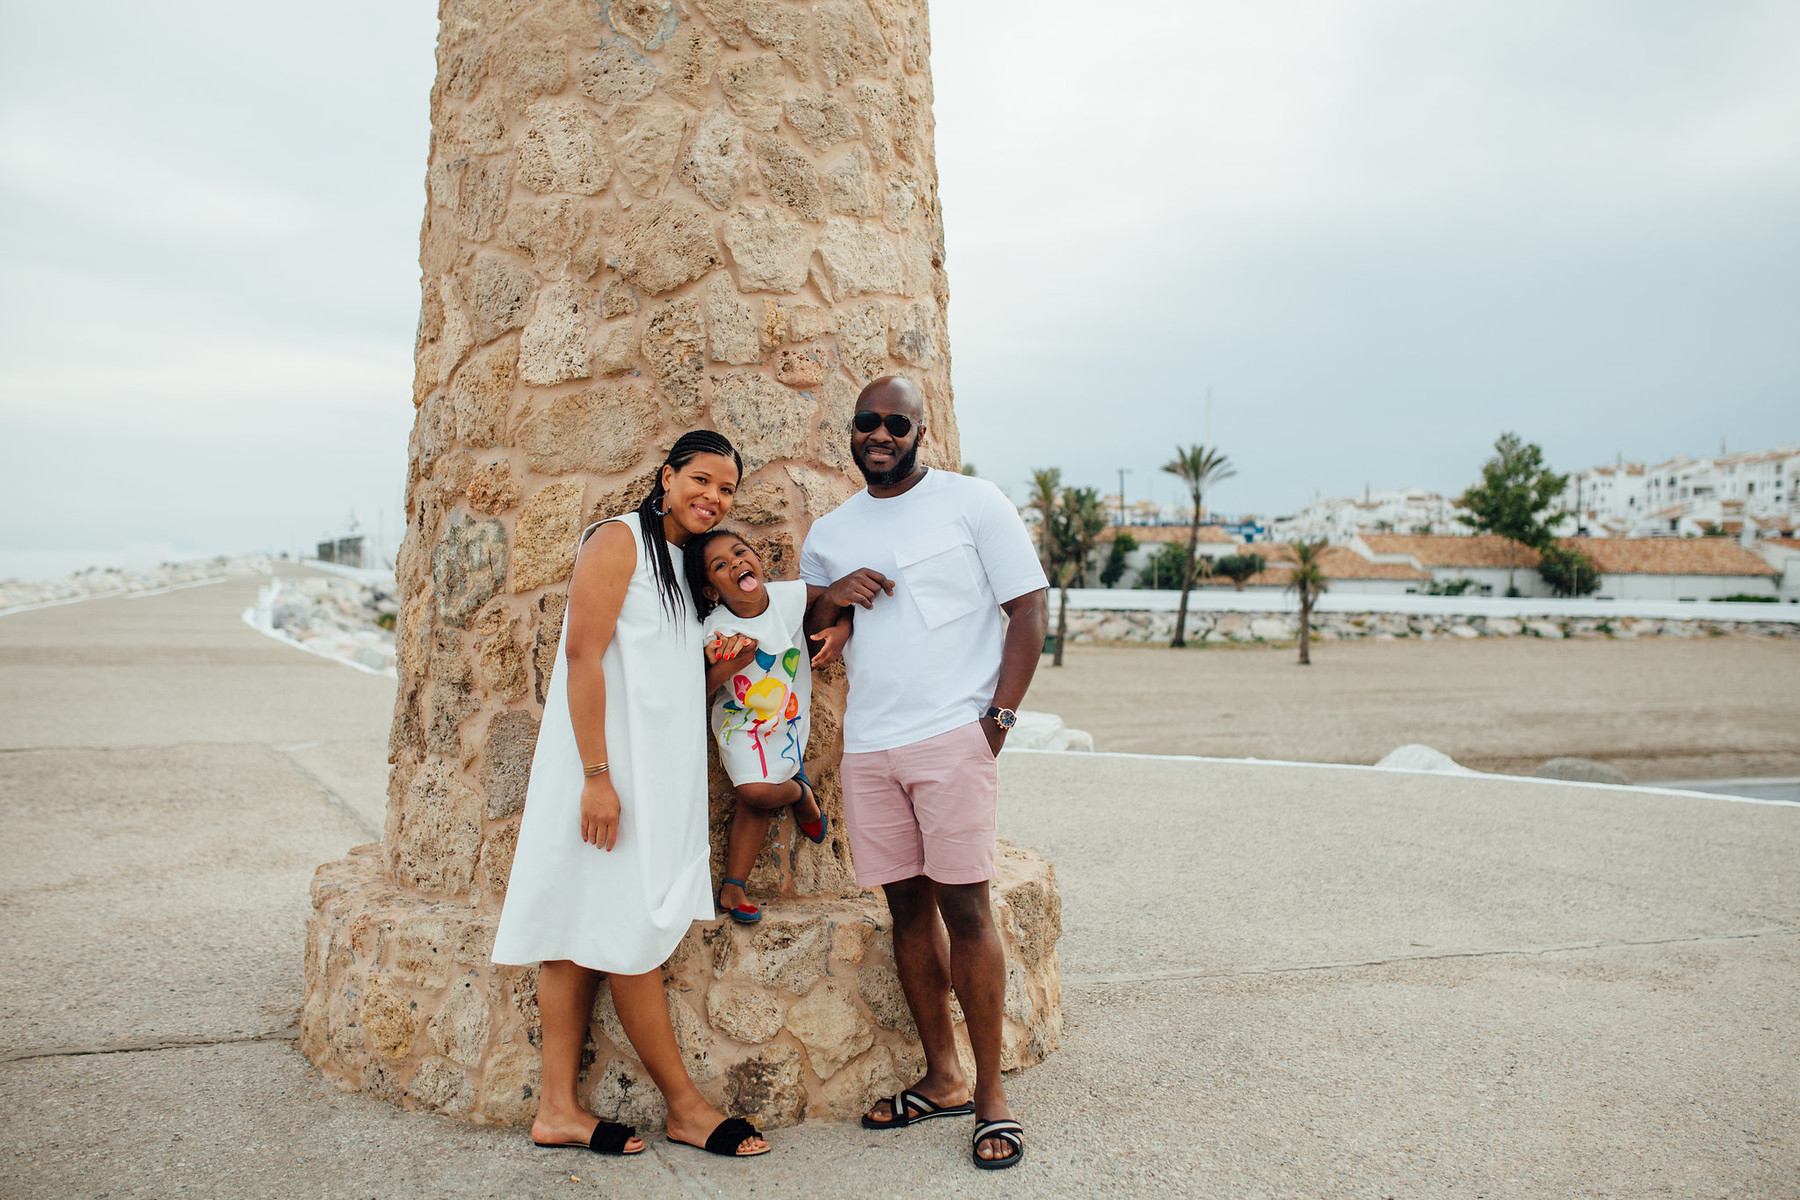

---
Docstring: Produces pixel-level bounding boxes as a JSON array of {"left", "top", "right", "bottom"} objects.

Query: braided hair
[{"left": 637, "top": 430, "right": 743, "bottom": 621}]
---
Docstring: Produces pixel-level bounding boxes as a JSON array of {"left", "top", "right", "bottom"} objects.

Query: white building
[
  {"left": 1269, "top": 489, "right": 1470, "bottom": 544},
  {"left": 1561, "top": 446, "right": 1800, "bottom": 539}
]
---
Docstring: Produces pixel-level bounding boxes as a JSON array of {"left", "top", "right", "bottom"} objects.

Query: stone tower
[{"left": 300, "top": 0, "right": 1061, "bottom": 1128}]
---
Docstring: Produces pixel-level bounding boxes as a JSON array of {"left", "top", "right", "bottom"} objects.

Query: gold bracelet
[{"left": 583, "top": 762, "right": 609, "bottom": 777}]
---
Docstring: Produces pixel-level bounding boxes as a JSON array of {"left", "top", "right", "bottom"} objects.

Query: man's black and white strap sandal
[
  {"left": 860, "top": 1089, "right": 975, "bottom": 1129},
  {"left": 971, "top": 1118, "right": 1024, "bottom": 1170}
]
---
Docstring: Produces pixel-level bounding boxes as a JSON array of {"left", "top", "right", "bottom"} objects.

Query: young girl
[{"left": 684, "top": 529, "right": 850, "bottom": 923}]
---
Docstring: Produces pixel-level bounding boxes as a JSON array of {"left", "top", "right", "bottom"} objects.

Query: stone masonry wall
[{"left": 299, "top": 0, "right": 1064, "bottom": 1129}]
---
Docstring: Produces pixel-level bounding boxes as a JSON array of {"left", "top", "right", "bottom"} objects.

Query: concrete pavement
[{"left": 2, "top": 575, "right": 1795, "bottom": 1197}]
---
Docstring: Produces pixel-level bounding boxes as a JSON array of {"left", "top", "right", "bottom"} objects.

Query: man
[{"left": 801, "top": 375, "right": 1048, "bottom": 1171}]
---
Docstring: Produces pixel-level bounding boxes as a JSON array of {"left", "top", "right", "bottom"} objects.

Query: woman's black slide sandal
[
  {"left": 668, "top": 1116, "right": 769, "bottom": 1157},
  {"left": 532, "top": 1119, "right": 641, "bottom": 1155},
  {"left": 860, "top": 1089, "right": 975, "bottom": 1130},
  {"left": 972, "top": 1119, "right": 1023, "bottom": 1170}
]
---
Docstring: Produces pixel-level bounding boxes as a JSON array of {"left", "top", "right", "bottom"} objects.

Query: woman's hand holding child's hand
[{"left": 706, "top": 633, "right": 758, "bottom": 666}]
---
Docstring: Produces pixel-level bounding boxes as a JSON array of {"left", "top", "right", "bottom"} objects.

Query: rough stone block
[
  {"left": 518, "top": 101, "right": 613, "bottom": 195},
  {"left": 706, "top": 982, "right": 784, "bottom": 1044},
  {"left": 815, "top": 1045, "right": 899, "bottom": 1120},
  {"left": 465, "top": 253, "right": 539, "bottom": 345},
  {"left": 785, "top": 90, "right": 861, "bottom": 151},
  {"left": 681, "top": 108, "right": 750, "bottom": 211},
  {"left": 729, "top": 479, "right": 789, "bottom": 525},
  {"left": 479, "top": 709, "right": 541, "bottom": 819},
  {"left": 465, "top": 458, "right": 521, "bottom": 515},
  {"left": 723, "top": 208, "right": 813, "bottom": 293},
  {"left": 817, "top": 0, "right": 888, "bottom": 88},
  {"left": 394, "top": 913, "right": 456, "bottom": 987},
  {"left": 580, "top": 38, "right": 659, "bottom": 106},
  {"left": 641, "top": 297, "right": 707, "bottom": 424},
  {"left": 449, "top": 340, "right": 519, "bottom": 448},
  {"left": 517, "top": 381, "right": 660, "bottom": 476},
  {"left": 481, "top": 1041, "right": 541, "bottom": 1125},
  {"left": 691, "top": 0, "right": 746, "bottom": 48},
  {"left": 745, "top": 0, "right": 811, "bottom": 78},
  {"left": 752, "top": 134, "right": 825, "bottom": 223},
  {"left": 724, "top": 1044, "right": 806, "bottom": 1129},
  {"left": 362, "top": 976, "right": 419, "bottom": 1060},
  {"left": 519, "top": 281, "right": 595, "bottom": 386},
  {"left": 608, "top": 200, "right": 723, "bottom": 296},
  {"left": 705, "top": 274, "right": 761, "bottom": 364},
  {"left": 826, "top": 146, "right": 879, "bottom": 216},
  {"left": 784, "top": 981, "right": 873, "bottom": 1078},
  {"left": 432, "top": 516, "right": 509, "bottom": 628},
  {"left": 816, "top": 219, "right": 903, "bottom": 299},
  {"left": 607, "top": 0, "right": 676, "bottom": 49},
  {"left": 661, "top": 22, "right": 721, "bottom": 105},
  {"left": 710, "top": 370, "right": 814, "bottom": 471},
  {"left": 511, "top": 479, "right": 587, "bottom": 592},
  {"left": 586, "top": 1055, "right": 668, "bottom": 1130},
  {"left": 479, "top": 818, "right": 520, "bottom": 895},
  {"left": 397, "top": 760, "right": 484, "bottom": 894},
  {"left": 408, "top": 1056, "right": 475, "bottom": 1115},
  {"left": 719, "top": 54, "right": 783, "bottom": 131},
  {"left": 429, "top": 982, "right": 493, "bottom": 1068},
  {"left": 611, "top": 103, "right": 687, "bottom": 198}
]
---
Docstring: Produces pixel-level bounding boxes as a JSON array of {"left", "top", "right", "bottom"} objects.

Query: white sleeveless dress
[{"left": 492, "top": 513, "right": 714, "bottom": 975}]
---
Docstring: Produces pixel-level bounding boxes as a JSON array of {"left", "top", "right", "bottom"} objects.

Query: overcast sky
[{"left": 2, "top": 1, "right": 1796, "bottom": 576}]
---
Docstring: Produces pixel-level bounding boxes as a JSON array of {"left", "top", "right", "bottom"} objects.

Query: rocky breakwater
[
  {"left": 300, "top": 0, "right": 1062, "bottom": 1131},
  {"left": 0, "top": 554, "right": 272, "bottom": 614},
  {"left": 1058, "top": 607, "right": 1800, "bottom": 645}
]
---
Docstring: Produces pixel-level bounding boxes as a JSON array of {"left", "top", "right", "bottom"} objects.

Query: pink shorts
[{"left": 840, "top": 721, "right": 999, "bottom": 887}]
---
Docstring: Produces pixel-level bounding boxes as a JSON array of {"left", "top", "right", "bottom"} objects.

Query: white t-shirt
[
  {"left": 800, "top": 469, "right": 1048, "bottom": 754},
  {"left": 700, "top": 580, "right": 812, "bottom": 786}
]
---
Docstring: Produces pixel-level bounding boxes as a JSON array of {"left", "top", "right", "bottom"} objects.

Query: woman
[{"left": 491, "top": 430, "right": 768, "bottom": 1159}]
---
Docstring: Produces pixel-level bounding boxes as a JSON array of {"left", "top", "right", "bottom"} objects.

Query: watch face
[{"left": 997, "top": 709, "right": 1017, "bottom": 729}]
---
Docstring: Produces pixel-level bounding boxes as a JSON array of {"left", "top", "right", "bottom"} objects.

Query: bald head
[{"left": 857, "top": 375, "right": 924, "bottom": 420}]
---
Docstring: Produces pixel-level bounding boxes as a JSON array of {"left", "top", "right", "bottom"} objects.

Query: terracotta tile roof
[
  {"left": 1361, "top": 534, "right": 1541, "bottom": 569},
  {"left": 1561, "top": 537, "right": 1778, "bottom": 577},
  {"left": 1200, "top": 544, "right": 1430, "bottom": 585},
  {"left": 1102, "top": 525, "right": 1237, "bottom": 544}
]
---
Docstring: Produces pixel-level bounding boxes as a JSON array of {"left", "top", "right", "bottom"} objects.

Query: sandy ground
[{"left": 1025, "top": 636, "right": 1800, "bottom": 782}]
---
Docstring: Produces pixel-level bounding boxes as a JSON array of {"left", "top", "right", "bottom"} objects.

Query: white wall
[
  {"left": 1051, "top": 588, "right": 1800, "bottom": 623},
  {"left": 1593, "top": 573, "right": 1779, "bottom": 602}
]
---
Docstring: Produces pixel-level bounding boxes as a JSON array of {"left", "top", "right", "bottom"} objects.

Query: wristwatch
[{"left": 984, "top": 706, "right": 1017, "bottom": 730}]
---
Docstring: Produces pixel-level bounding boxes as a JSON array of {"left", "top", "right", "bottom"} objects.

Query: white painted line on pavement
[{"left": 1004, "top": 747, "right": 1800, "bottom": 808}]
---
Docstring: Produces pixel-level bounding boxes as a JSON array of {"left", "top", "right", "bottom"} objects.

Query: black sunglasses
[{"left": 852, "top": 411, "right": 915, "bottom": 438}]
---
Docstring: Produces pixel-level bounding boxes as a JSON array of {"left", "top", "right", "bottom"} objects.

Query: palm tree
[
  {"left": 1049, "top": 487, "right": 1108, "bottom": 666},
  {"left": 1160, "top": 445, "right": 1236, "bottom": 648},
  {"left": 1286, "top": 538, "right": 1329, "bottom": 666},
  {"left": 1028, "top": 467, "right": 1062, "bottom": 578}
]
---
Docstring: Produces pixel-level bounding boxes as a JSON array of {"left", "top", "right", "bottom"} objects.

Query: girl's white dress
[
  {"left": 701, "top": 580, "right": 812, "bottom": 787},
  {"left": 492, "top": 513, "right": 714, "bottom": 975}
]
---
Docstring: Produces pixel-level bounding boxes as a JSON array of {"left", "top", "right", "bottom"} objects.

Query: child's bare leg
[
  {"left": 720, "top": 794, "right": 775, "bottom": 913},
  {"left": 738, "top": 779, "right": 819, "bottom": 828}
]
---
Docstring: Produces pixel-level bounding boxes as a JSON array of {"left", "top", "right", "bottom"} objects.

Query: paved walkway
[{"left": 2, "top": 576, "right": 1795, "bottom": 1197}]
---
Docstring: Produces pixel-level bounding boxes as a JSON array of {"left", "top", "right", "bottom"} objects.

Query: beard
[{"left": 853, "top": 437, "right": 920, "bottom": 487}]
